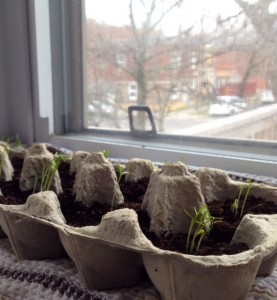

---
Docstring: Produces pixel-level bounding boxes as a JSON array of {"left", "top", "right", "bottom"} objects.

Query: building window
[
  {"left": 116, "top": 54, "right": 126, "bottom": 68},
  {"left": 128, "top": 83, "right": 137, "bottom": 101},
  {"left": 170, "top": 52, "right": 182, "bottom": 69}
]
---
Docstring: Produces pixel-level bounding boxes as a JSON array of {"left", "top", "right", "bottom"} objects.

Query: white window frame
[{"left": 1, "top": 0, "right": 277, "bottom": 179}]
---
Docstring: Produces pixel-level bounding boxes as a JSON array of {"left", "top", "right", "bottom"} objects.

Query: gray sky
[{"left": 85, "top": 0, "right": 241, "bottom": 36}]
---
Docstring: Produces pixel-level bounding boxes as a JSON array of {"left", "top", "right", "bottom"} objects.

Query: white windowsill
[{"left": 49, "top": 134, "right": 277, "bottom": 179}]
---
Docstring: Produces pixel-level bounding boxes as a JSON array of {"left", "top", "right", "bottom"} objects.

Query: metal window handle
[{"left": 128, "top": 106, "right": 157, "bottom": 138}]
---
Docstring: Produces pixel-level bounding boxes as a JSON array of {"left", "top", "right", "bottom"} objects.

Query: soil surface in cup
[{"left": 1, "top": 152, "right": 277, "bottom": 256}]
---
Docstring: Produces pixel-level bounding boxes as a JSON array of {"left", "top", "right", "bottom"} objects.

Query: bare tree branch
[{"left": 148, "top": 0, "right": 185, "bottom": 33}]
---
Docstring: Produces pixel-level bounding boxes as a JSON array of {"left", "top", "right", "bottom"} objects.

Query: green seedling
[
  {"left": 231, "top": 178, "right": 253, "bottom": 218},
  {"left": 117, "top": 164, "right": 128, "bottom": 184},
  {"left": 231, "top": 198, "right": 239, "bottom": 217},
  {"left": 231, "top": 185, "right": 244, "bottom": 217},
  {"left": 14, "top": 134, "right": 23, "bottom": 147},
  {"left": 33, "top": 171, "right": 39, "bottom": 194},
  {"left": 240, "top": 178, "right": 253, "bottom": 217},
  {"left": 102, "top": 149, "right": 111, "bottom": 159},
  {"left": 33, "top": 153, "right": 66, "bottom": 193},
  {"left": 185, "top": 204, "right": 222, "bottom": 254},
  {"left": 3, "top": 134, "right": 22, "bottom": 147},
  {"left": 110, "top": 164, "right": 128, "bottom": 211}
]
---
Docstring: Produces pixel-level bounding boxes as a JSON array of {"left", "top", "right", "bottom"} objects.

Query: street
[{"left": 87, "top": 103, "right": 277, "bottom": 141}]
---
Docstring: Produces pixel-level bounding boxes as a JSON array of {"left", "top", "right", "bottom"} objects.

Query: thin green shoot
[
  {"left": 33, "top": 171, "right": 39, "bottom": 194},
  {"left": 185, "top": 206, "right": 202, "bottom": 253},
  {"left": 184, "top": 205, "right": 210, "bottom": 253},
  {"left": 231, "top": 198, "right": 239, "bottom": 217},
  {"left": 110, "top": 164, "right": 128, "bottom": 211},
  {"left": 14, "top": 134, "right": 22, "bottom": 147},
  {"left": 33, "top": 153, "right": 66, "bottom": 193},
  {"left": 240, "top": 178, "right": 253, "bottom": 217},
  {"left": 41, "top": 162, "right": 50, "bottom": 191},
  {"left": 102, "top": 149, "right": 110, "bottom": 159},
  {"left": 117, "top": 164, "right": 128, "bottom": 184},
  {"left": 185, "top": 204, "right": 222, "bottom": 254},
  {"left": 231, "top": 185, "right": 244, "bottom": 217},
  {"left": 3, "top": 134, "right": 22, "bottom": 147}
]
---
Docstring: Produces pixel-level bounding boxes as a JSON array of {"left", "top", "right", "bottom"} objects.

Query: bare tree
[
  {"left": 234, "top": 0, "right": 277, "bottom": 97},
  {"left": 85, "top": 0, "right": 197, "bottom": 131},
  {"left": 128, "top": 0, "right": 184, "bottom": 106},
  {"left": 85, "top": 0, "right": 273, "bottom": 132}
]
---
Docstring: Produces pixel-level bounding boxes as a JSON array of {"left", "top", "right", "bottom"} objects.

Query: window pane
[{"left": 84, "top": 0, "right": 277, "bottom": 142}]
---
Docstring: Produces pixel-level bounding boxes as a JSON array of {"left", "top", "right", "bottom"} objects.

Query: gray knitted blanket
[{"left": 0, "top": 235, "right": 275, "bottom": 299}]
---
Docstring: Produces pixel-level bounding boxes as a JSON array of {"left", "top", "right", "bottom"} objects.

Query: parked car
[
  {"left": 259, "top": 90, "right": 275, "bottom": 104},
  {"left": 88, "top": 98, "right": 116, "bottom": 126},
  {"left": 209, "top": 96, "right": 247, "bottom": 116}
]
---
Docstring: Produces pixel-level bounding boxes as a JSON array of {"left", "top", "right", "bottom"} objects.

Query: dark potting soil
[{"left": 1, "top": 154, "right": 277, "bottom": 256}]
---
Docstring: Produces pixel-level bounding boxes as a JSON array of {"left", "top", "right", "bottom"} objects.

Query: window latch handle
[{"left": 128, "top": 105, "right": 157, "bottom": 138}]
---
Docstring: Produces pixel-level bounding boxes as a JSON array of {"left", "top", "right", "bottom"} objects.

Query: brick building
[{"left": 84, "top": 19, "right": 270, "bottom": 114}]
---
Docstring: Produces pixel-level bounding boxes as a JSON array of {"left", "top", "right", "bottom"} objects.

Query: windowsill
[{"left": 49, "top": 133, "right": 277, "bottom": 179}]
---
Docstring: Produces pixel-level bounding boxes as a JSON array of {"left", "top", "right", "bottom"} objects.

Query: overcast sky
[{"left": 85, "top": 0, "right": 241, "bottom": 35}]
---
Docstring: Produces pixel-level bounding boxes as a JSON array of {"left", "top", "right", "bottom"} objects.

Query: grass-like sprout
[
  {"left": 231, "top": 198, "right": 239, "bottom": 217},
  {"left": 14, "top": 134, "right": 23, "bottom": 147},
  {"left": 240, "top": 178, "right": 253, "bottom": 217},
  {"left": 231, "top": 178, "right": 253, "bottom": 218},
  {"left": 110, "top": 164, "right": 128, "bottom": 211},
  {"left": 231, "top": 185, "right": 244, "bottom": 217},
  {"left": 117, "top": 164, "right": 127, "bottom": 184},
  {"left": 33, "top": 153, "right": 66, "bottom": 193},
  {"left": 185, "top": 204, "right": 222, "bottom": 254},
  {"left": 102, "top": 149, "right": 110, "bottom": 159},
  {"left": 3, "top": 134, "right": 22, "bottom": 147},
  {"left": 33, "top": 171, "right": 39, "bottom": 194}
]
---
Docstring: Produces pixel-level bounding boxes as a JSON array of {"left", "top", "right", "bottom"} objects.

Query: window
[
  {"left": 128, "top": 83, "right": 137, "bottom": 101},
  {"left": 82, "top": 0, "right": 277, "bottom": 142},
  {"left": 191, "top": 54, "right": 197, "bottom": 70},
  {"left": 4, "top": 0, "right": 277, "bottom": 178},
  {"left": 116, "top": 54, "right": 126, "bottom": 68},
  {"left": 170, "top": 52, "right": 182, "bottom": 69}
]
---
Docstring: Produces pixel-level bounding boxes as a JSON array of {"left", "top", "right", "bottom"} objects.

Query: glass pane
[{"left": 84, "top": 0, "right": 277, "bottom": 142}]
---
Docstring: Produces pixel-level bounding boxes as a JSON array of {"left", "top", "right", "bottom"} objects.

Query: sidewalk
[{"left": 174, "top": 103, "right": 277, "bottom": 137}]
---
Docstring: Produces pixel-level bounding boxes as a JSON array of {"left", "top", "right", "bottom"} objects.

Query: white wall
[
  {"left": 0, "top": 11, "right": 8, "bottom": 138},
  {"left": 0, "top": 1, "right": 34, "bottom": 143}
]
